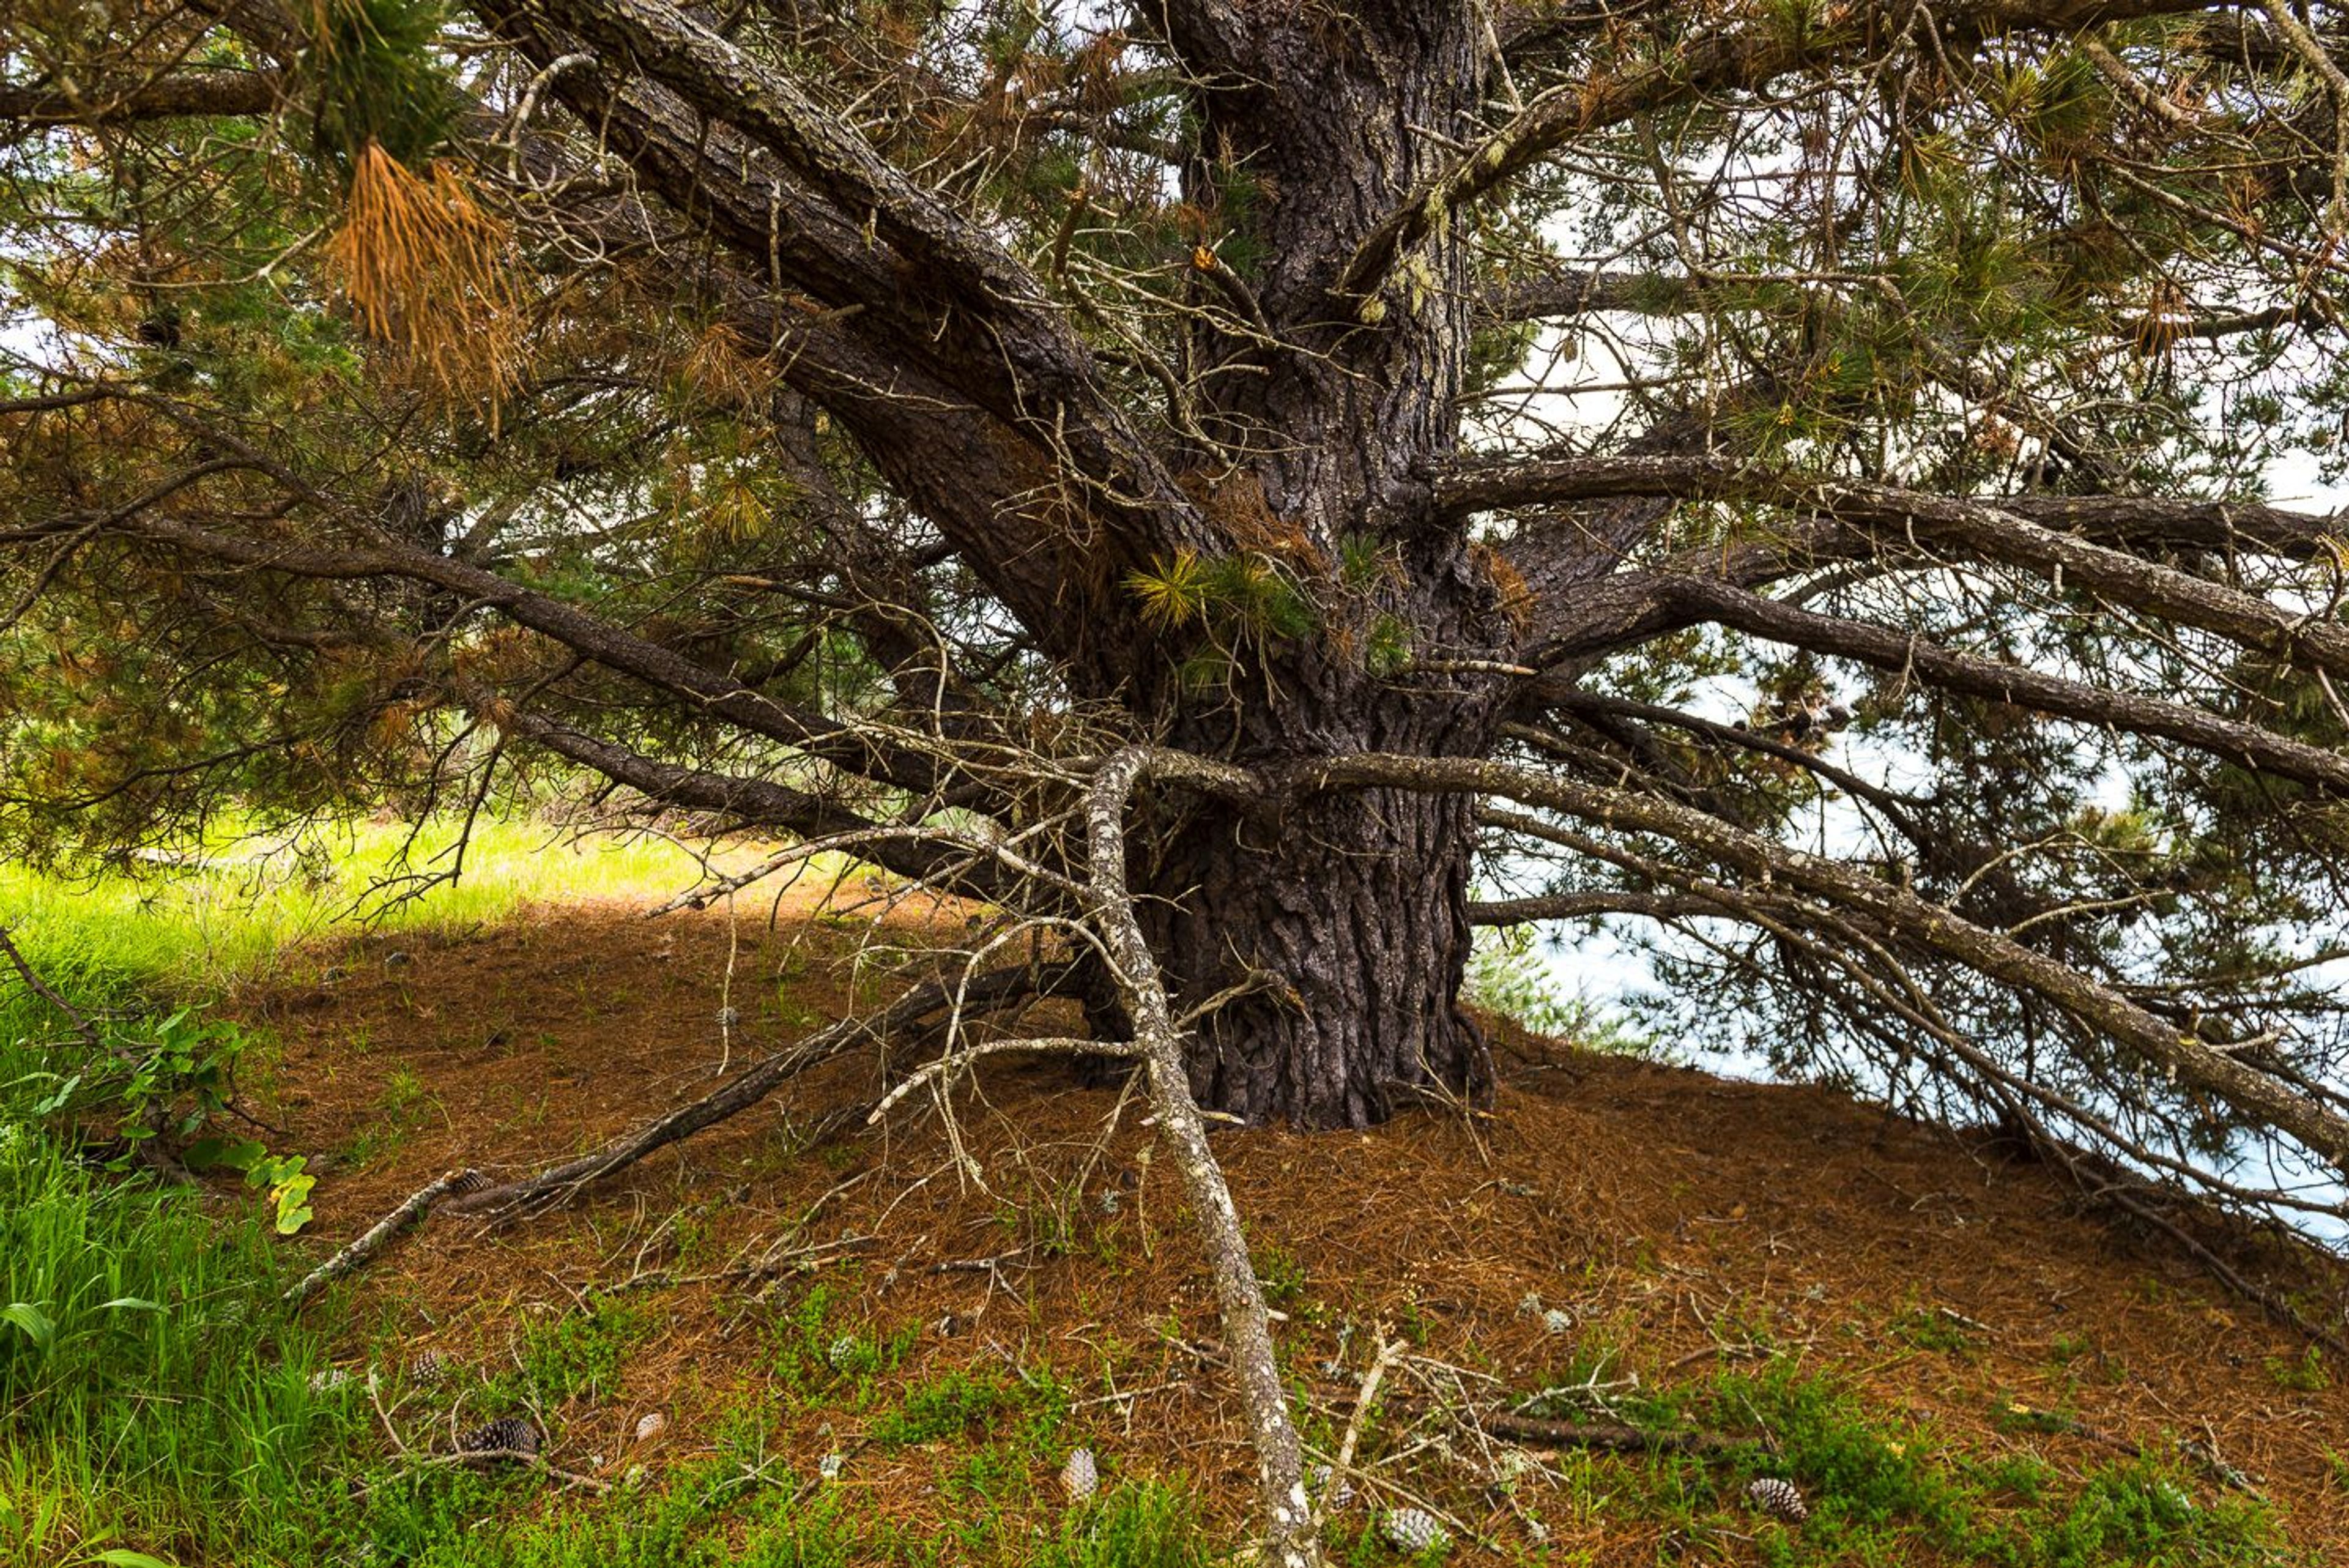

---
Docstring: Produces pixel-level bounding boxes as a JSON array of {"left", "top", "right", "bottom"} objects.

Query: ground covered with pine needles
[
  {"left": 7, "top": 845, "right": 2349, "bottom": 1566},
  {"left": 248, "top": 890, "right": 2349, "bottom": 1566}
]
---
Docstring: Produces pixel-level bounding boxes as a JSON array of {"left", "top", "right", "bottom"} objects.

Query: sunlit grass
[{"left": 0, "top": 816, "right": 711, "bottom": 1013}]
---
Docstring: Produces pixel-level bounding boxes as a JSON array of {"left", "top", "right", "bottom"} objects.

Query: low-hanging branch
[
  {"left": 1652, "top": 578, "right": 2349, "bottom": 796},
  {"left": 110, "top": 510, "right": 957, "bottom": 798},
  {"left": 1439, "top": 456, "right": 2349, "bottom": 683},
  {"left": 1277, "top": 751, "right": 2349, "bottom": 1175},
  {"left": 0, "top": 68, "right": 286, "bottom": 125}
]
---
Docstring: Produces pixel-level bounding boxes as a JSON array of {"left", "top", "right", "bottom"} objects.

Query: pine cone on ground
[
  {"left": 1744, "top": 1476, "right": 1808, "bottom": 1522},
  {"left": 1059, "top": 1446, "right": 1099, "bottom": 1501},
  {"left": 825, "top": 1333, "right": 860, "bottom": 1370},
  {"left": 1310, "top": 1462, "right": 1355, "bottom": 1511},
  {"left": 408, "top": 1349, "right": 447, "bottom": 1386},
  {"left": 448, "top": 1169, "right": 495, "bottom": 1197},
  {"left": 455, "top": 1416, "right": 540, "bottom": 1461},
  {"left": 1379, "top": 1506, "right": 1451, "bottom": 1554}
]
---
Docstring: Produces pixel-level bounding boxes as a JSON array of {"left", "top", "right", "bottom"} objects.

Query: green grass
[
  {"left": 1512, "top": 1354, "right": 2300, "bottom": 1566},
  {"left": 2263, "top": 1346, "right": 2331, "bottom": 1394},
  {"left": 1, "top": 816, "right": 708, "bottom": 1023},
  {"left": 0, "top": 1126, "right": 363, "bottom": 1567},
  {"left": 514, "top": 1295, "right": 653, "bottom": 1406},
  {"left": 0, "top": 817, "right": 716, "bottom": 1192},
  {"left": 362, "top": 1449, "right": 1210, "bottom": 1568}
]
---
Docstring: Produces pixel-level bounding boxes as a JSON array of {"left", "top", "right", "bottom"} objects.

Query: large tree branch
[
  {"left": 1338, "top": 0, "right": 2255, "bottom": 306},
  {"left": 1437, "top": 453, "right": 2344, "bottom": 560},
  {"left": 1448, "top": 456, "right": 2349, "bottom": 682},
  {"left": 492, "top": 708, "right": 1010, "bottom": 899},
  {"left": 0, "top": 68, "right": 284, "bottom": 125},
  {"left": 1468, "top": 889, "right": 1727, "bottom": 924},
  {"left": 473, "top": 0, "right": 1201, "bottom": 557},
  {"left": 469, "top": 26, "right": 1201, "bottom": 678},
  {"left": 1661, "top": 576, "right": 2349, "bottom": 795},
  {"left": 1477, "top": 258, "right": 2337, "bottom": 346},
  {"left": 114, "top": 511, "right": 954, "bottom": 798}
]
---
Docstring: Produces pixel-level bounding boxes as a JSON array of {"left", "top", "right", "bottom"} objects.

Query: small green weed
[
  {"left": 1890, "top": 1301, "right": 1978, "bottom": 1354},
  {"left": 1255, "top": 1244, "right": 1308, "bottom": 1309},
  {"left": 870, "top": 1365, "right": 1068, "bottom": 1447},
  {"left": 342, "top": 1064, "right": 435, "bottom": 1170},
  {"left": 517, "top": 1295, "right": 651, "bottom": 1405},
  {"left": 2263, "top": 1345, "right": 2331, "bottom": 1394},
  {"left": 768, "top": 1284, "right": 912, "bottom": 1403}
]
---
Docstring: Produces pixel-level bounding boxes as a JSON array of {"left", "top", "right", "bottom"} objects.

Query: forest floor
[{"left": 220, "top": 877, "right": 2349, "bottom": 1566}]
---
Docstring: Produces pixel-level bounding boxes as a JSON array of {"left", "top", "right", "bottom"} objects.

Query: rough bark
[
  {"left": 1071, "top": 6, "right": 1510, "bottom": 1128},
  {"left": 1138, "top": 774, "right": 1490, "bottom": 1129}
]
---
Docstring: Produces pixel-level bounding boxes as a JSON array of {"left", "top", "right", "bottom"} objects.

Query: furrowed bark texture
[
  {"left": 1137, "top": 773, "right": 1489, "bottom": 1129},
  {"left": 1091, "top": 5, "right": 1509, "bottom": 1128}
]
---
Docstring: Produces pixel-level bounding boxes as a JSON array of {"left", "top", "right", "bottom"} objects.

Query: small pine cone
[
  {"left": 447, "top": 1169, "right": 495, "bottom": 1197},
  {"left": 1309, "top": 1462, "right": 1354, "bottom": 1511},
  {"left": 824, "top": 1333, "right": 859, "bottom": 1370},
  {"left": 455, "top": 1416, "right": 540, "bottom": 1461},
  {"left": 308, "top": 1367, "right": 354, "bottom": 1394},
  {"left": 1059, "top": 1446, "right": 1099, "bottom": 1501},
  {"left": 1744, "top": 1476, "right": 1808, "bottom": 1522},
  {"left": 633, "top": 1410, "right": 666, "bottom": 1443},
  {"left": 1540, "top": 1307, "right": 1573, "bottom": 1335},
  {"left": 1379, "top": 1507, "right": 1450, "bottom": 1555},
  {"left": 408, "top": 1349, "right": 447, "bottom": 1386}
]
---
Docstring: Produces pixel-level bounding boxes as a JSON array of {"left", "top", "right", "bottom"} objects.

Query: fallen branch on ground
[
  {"left": 1474, "top": 1410, "right": 1752, "bottom": 1456},
  {"left": 1078, "top": 746, "right": 1320, "bottom": 1568},
  {"left": 441, "top": 960, "right": 1069, "bottom": 1219},
  {"left": 284, "top": 1167, "right": 477, "bottom": 1309}
]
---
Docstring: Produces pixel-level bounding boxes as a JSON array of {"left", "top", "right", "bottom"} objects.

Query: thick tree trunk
[
  {"left": 1138, "top": 775, "right": 1488, "bottom": 1129},
  {"left": 1085, "top": 5, "right": 1502, "bottom": 1131}
]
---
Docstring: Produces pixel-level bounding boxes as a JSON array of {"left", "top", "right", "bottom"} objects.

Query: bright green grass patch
[
  {"left": 0, "top": 1126, "right": 363, "bottom": 1568},
  {"left": 516, "top": 1294, "right": 654, "bottom": 1406},
  {"left": 365, "top": 1451, "right": 1209, "bottom": 1568},
  {"left": 0, "top": 816, "right": 715, "bottom": 1135},
  {"left": 0, "top": 816, "right": 708, "bottom": 1018},
  {"left": 1517, "top": 1354, "right": 2300, "bottom": 1567}
]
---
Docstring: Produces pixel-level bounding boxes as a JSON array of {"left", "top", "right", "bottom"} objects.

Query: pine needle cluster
[{"left": 325, "top": 141, "right": 522, "bottom": 408}]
